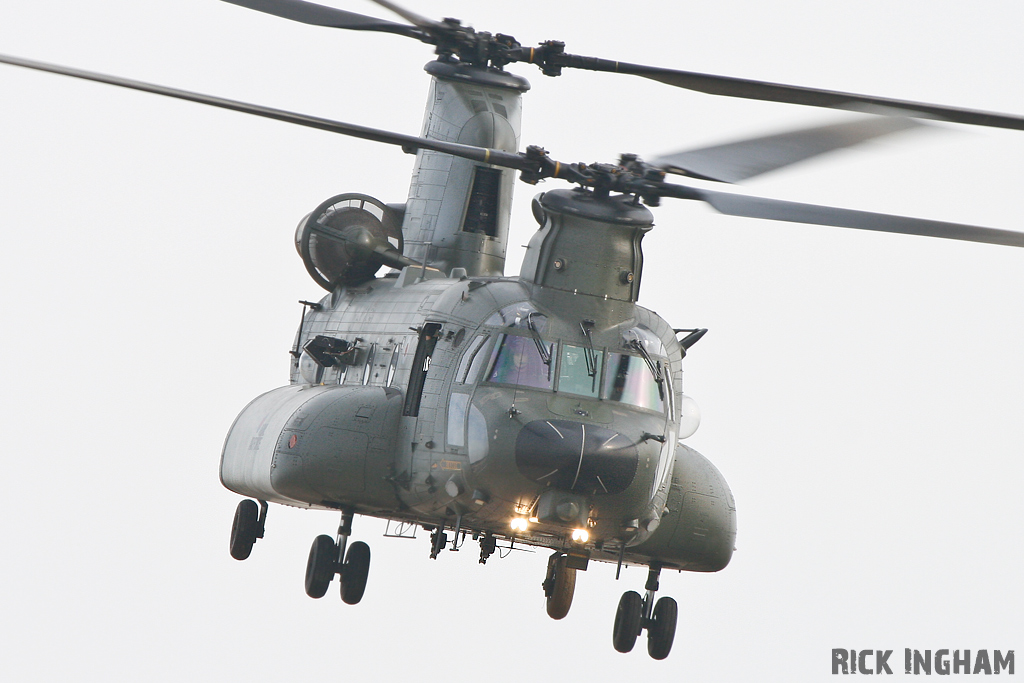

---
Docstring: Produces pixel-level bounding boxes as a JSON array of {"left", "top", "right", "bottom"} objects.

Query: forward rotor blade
[
  {"left": 555, "top": 55, "right": 1024, "bottom": 131},
  {"left": 675, "top": 186, "right": 1024, "bottom": 248},
  {"left": 0, "top": 54, "right": 528, "bottom": 169},
  {"left": 650, "top": 116, "right": 924, "bottom": 183},
  {"left": 365, "top": 0, "right": 440, "bottom": 30},
  {"left": 220, "top": 0, "right": 420, "bottom": 37}
]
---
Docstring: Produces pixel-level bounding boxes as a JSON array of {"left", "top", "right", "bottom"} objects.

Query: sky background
[{"left": 1, "top": 1, "right": 1022, "bottom": 680}]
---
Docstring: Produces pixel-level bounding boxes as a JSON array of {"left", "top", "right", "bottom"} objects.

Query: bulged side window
[{"left": 603, "top": 353, "right": 664, "bottom": 412}]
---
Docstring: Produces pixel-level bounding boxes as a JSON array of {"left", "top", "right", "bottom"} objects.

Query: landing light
[
  {"left": 510, "top": 517, "right": 529, "bottom": 532},
  {"left": 571, "top": 528, "right": 589, "bottom": 544}
]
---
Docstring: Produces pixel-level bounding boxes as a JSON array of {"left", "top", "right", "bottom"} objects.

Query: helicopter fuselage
[{"left": 221, "top": 187, "right": 735, "bottom": 573}]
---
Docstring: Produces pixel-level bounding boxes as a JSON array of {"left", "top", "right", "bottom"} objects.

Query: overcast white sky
[{"left": 1, "top": 1, "right": 1022, "bottom": 680}]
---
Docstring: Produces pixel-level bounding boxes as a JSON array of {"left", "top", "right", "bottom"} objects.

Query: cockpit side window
[
  {"left": 486, "top": 333, "right": 553, "bottom": 390},
  {"left": 603, "top": 352, "right": 665, "bottom": 412},
  {"left": 455, "top": 334, "right": 489, "bottom": 384}
]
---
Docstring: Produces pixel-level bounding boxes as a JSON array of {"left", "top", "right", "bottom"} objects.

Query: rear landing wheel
[
  {"left": 612, "top": 590, "right": 643, "bottom": 653},
  {"left": 340, "top": 541, "right": 371, "bottom": 605},
  {"left": 229, "top": 499, "right": 259, "bottom": 561},
  {"left": 647, "top": 596, "right": 678, "bottom": 660},
  {"left": 305, "top": 535, "right": 337, "bottom": 599},
  {"left": 544, "top": 554, "right": 576, "bottom": 620}
]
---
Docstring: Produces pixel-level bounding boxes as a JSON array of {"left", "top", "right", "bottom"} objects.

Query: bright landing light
[
  {"left": 571, "top": 528, "right": 589, "bottom": 543},
  {"left": 510, "top": 517, "right": 529, "bottom": 532}
]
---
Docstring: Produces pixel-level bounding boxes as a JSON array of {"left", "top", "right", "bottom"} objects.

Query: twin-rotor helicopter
[{"left": 4, "top": 0, "right": 1024, "bottom": 661}]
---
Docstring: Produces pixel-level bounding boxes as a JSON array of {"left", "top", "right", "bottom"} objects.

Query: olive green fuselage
[{"left": 221, "top": 188, "right": 735, "bottom": 572}]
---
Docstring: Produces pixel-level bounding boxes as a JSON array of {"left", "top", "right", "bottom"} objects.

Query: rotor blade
[
  {"left": 554, "top": 54, "right": 1024, "bottom": 131},
  {"left": 364, "top": 0, "right": 440, "bottom": 30},
  {"left": 673, "top": 186, "right": 1024, "bottom": 248},
  {"left": 220, "top": 0, "right": 420, "bottom": 37},
  {"left": 649, "top": 116, "right": 925, "bottom": 183},
  {"left": 0, "top": 54, "right": 529, "bottom": 169}
]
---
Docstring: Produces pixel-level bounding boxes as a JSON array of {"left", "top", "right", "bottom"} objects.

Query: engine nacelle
[
  {"left": 220, "top": 384, "right": 403, "bottom": 511},
  {"left": 629, "top": 443, "right": 737, "bottom": 572},
  {"left": 294, "top": 193, "right": 407, "bottom": 290}
]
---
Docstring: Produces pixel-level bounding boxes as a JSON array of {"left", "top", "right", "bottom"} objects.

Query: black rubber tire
[
  {"left": 545, "top": 555, "right": 576, "bottom": 620},
  {"left": 229, "top": 499, "right": 259, "bottom": 561},
  {"left": 647, "top": 596, "right": 679, "bottom": 660},
  {"left": 340, "top": 541, "right": 371, "bottom": 605},
  {"left": 304, "top": 535, "right": 337, "bottom": 599},
  {"left": 612, "top": 590, "right": 644, "bottom": 653}
]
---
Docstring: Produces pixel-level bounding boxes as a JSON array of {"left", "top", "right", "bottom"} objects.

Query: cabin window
[
  {"left": 557, "top": 344, "right": 602, "bottom": 398},
  {"left": 486, "top": 333, "right": 553, "bottom": 390},
  {"left": 467, "top": 403, "right": 489, "bottom": 464},
  {"left": 447, "top": 392, "right": 469, "bottom": 448},
  {"left": 361, "top": 343, "right": 376, "bottom": 385},
  {"left": 603, "top": 353, "right": 665, "bottom": 412},
  {"left": 387, "top": 343, "right": 401, "bottom": 386}
]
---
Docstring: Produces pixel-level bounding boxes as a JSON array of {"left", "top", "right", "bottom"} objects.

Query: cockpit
[{"left": 457, "top": 302, "right": 670, "bottom": 414}]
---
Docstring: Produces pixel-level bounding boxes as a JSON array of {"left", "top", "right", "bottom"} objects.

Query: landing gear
[
  {"left": 303, "top": 507, "right": 371, "bottom": 605},
  {"left": 229, "top": 499, "right": 267, "bottom": 560},
  {"left": 305, "top": 535, "right": 336, "bottom": 598},
  {"left": 612, "top": 564, "right": 679, "bottom": 659},
  {"left": 542, "top": 553, "right": 577, "bottom": 620},
  {"left": 339, "top": 541, "right": 370, "bottom": 605},
  {"left": 612, "top": 590, "right": 643, "bottom": 652},
  {"left": 647, "top": 596, "right": 678, "bottom": 660}
]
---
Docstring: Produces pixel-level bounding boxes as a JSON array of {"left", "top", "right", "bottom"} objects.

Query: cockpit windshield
[
  {"left": 486, "top": 333, "right": 553, "bottom": 390},
  {"left": 481, "top": 319, "right": 667, "bottom": 412},
  {"left": 558, "top": 344, "right": 601, "bottom": 398},
  {"left": 603, "top": 352, "right": 665, "bottom": 412}
]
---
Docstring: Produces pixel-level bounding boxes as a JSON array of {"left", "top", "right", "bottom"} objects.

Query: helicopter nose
[{"left": 515, "top": 420, "right": 638, "bottom": 495}]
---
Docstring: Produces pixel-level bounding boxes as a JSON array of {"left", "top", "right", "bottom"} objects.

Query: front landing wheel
[
  {"left": 647, "top": 596, "right": 678, "bottom": 660},
  {"left": 340, "top": 541, "right": 371, "bottom": 605},
  {"left": 544, "top": 554, "right": 576, "bottom": 620},
  {"left": 229, "top": 500, "right": 259, "bottom": 561},
  {"left": 612, "top": 590, "right": 644, "bottom": 653},
  {"left": 305, "top": 535, "right": 337, "bottom": 599}
]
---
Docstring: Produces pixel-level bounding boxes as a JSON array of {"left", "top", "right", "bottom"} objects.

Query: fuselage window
[
  {"left": 557, "top": 343, "right": 602, "bottom": 398},
  {"left": 447, "top": 392, "right": 469, "bottom": 448},
  {"left": 486, "top": 333, "right": 553, "bottom": 390},
  {"left": 361, "top": 343, "right": 376, "bottom": 385},
  {"left": 603, "top": 353, "right": 665, "bottom": 412},
  {"left": 387, "top": 343, "right": 401, "bottom": 386}
]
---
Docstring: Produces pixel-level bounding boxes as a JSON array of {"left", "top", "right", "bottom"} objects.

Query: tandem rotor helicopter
[{"left": 4, "top": 0, "right": 1024, "bottom": 662}]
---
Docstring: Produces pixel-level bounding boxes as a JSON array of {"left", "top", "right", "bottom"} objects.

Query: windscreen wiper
[
  {"left": 527, "top": 312, "right": 552, "bottom": 366},
  {"left": 580, "top": 319, "right": 598, "bottom": 379},
  {"left": 629, "top": 338, "right": 665, "bottom": 400}
]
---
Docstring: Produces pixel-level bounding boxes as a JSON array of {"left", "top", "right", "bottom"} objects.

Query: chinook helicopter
[{"left": 3, "top": 0, "right": 1024, "bottom": 663}]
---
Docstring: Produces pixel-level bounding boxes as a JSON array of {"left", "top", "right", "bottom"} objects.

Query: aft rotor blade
[
  {"left": 554, "top": 55, "right": 1024, "bottom": 131},
  {"left": 650, "top": 116, "right": 924, "bottom": 183},
  {"left": 0, "top": 54, "right": 528, "bottom": 169},
  {"left": 220, "top": 0, "right": 420, "bottom": 37},
  {"left": 672, "top": 186, "right": 1024, "bottom": 248}
]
